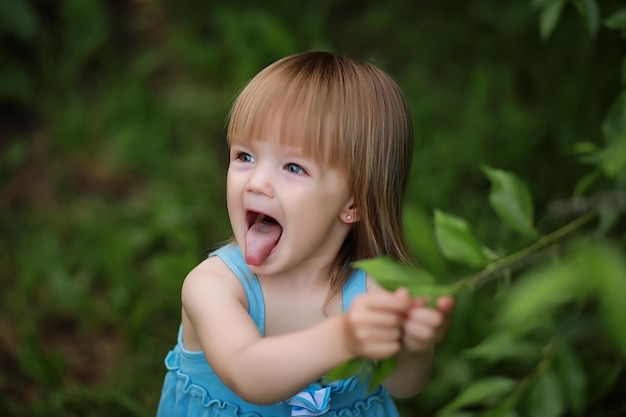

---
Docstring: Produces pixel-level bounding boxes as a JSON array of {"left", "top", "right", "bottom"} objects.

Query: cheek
[
  {"left": 226, "top": 171, "right": 243, "bottom": 199},
  {"left": 225, "top": 184, "right": 235, "bottom": 210},
  {"left": 292, "top": 192, "right": 345, "bottom": 226},
  {"left": 225, "top": 176, "right": 243, "bottom": 222},
  {"left": 226, "top": 169, "right": 236, "bottom": 190}
]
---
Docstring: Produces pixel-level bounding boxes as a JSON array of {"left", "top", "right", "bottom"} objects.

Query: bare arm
[{"left": 182, "top": 258, "right": 409, "bottom": 404}]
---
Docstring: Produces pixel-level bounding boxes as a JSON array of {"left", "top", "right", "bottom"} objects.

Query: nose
[{"left": 246, "top": 165, "right": 275, "bottom": 197}]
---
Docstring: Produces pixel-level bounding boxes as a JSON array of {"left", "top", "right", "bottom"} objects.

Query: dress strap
[
  {"left": 342, "top": 269, "right": 367, "bottom": 312},
  {"left": 209, "top": 243, "right": 266, "bottom": 335}
]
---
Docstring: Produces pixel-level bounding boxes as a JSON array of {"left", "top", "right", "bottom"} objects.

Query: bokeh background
[{"left": 1, "top": 1, "right": 625, "bottom": 416}]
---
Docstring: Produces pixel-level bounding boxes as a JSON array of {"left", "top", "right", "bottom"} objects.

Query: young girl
[{"left": 157, "top": 51, "right": 454, "bottom": 417}]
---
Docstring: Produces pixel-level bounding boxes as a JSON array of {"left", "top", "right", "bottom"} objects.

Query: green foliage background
[{"left": 1, "top": 0, "right": 625, "bottom": 416}]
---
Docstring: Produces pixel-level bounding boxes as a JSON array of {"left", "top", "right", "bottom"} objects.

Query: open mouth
[
  {"left": 244, "top": 211, "right": 283, "bottom": 266},
  {"left": 246, "top": 211, "right": 280, "bottom": 229}
]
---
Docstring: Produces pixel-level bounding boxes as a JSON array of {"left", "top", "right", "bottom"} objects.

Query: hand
[
  {"left": 344, "top": 288, "right": 411, "bottom": 360},
  {"left": 402, "top": 296, "right": 454, "bottom": 352}
]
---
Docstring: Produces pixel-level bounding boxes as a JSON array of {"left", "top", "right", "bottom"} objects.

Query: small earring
[{"left": 346, "top": 215, "right": 352, "bottom": 221}]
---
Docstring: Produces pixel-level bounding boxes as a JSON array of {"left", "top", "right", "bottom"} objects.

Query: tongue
[{"left": 245, "top": 220, "right": 282, "bottom": 266}]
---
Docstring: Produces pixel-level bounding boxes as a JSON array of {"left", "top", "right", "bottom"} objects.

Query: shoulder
[
  {"left": 180, "top": 250, "right": 262, "bottom": 353},
  {"left": 182, "top": 254, "right": 247, "bottom": 313}
]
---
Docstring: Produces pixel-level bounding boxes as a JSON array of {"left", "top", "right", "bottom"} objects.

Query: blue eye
[
  {"left": 285, "top": 163, "right": 306, "bottom": 175},
  {"left": 236, "top": 152, "right": 254, "bottom": 163}
]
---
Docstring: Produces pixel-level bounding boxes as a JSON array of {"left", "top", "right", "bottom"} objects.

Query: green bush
[{"left": 1, "top": 0, "right": 624, "bottom": 416}]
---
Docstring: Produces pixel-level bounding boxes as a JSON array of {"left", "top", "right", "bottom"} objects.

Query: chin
[{"left": 247, "top": 262, "right": 274, "bottom": 276}]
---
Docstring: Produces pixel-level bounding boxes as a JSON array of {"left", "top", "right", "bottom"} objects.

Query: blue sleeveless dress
[{"left": 156, "top": 244, "right": 400, "bottom": 417}]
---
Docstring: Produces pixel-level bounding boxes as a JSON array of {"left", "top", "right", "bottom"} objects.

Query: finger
[
  {"left": 394, "top": 287, "right": 411, "bottom": 299},
  {"left": 403, "top": 321, "right": 445, "bottom": 346},
  {"left": 362, "top": 291, "right": 410, "bottom": 313},
  {"left": 365, "top": 340, "right": 403, "bottom": 360},
  {"left": 407, "top": 308, "right": 446, "bottom": 328},
  {"left": 404, "top": 319, "right": 437, "bottom": 340},
  {"left": 411, "top": 297, "right": 428, "bottom": 309},
  {"left": 436, "top": 296, "right": 455, "bottom": 314},
  {"left": 372, "top": 326, "right": 403, "bottom": 342},
  {"left": 353, "top": 310, "right": 405, "bottom": 328},
  {"left": 391, "top": 287, "right": 412, "bottom": 310},
  {"left": 352, "top": 325, "right": 403, "bottom": 350},
  {"left": 402, "top": 329, "right": 435, "bottom": 351}
]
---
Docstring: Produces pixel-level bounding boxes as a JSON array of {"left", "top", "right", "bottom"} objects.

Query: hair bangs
[{"left": 227, "top": 59, "right": 353, "bottom": 170}]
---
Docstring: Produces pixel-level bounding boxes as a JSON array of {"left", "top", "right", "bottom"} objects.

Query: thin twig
[{"left": 456, "top": 210, "right": 598, "bottom": 291}]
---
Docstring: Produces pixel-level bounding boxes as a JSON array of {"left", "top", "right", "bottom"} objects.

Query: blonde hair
[{"left": 227, "top": 51, "right": 414, "bottom": 305}]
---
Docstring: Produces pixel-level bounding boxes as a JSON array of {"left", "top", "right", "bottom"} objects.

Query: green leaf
[
  {"left": 353, "top": 256, "right": 459, "bottom": 300},
  {"left": 326, "top": 357, "right": 397, "bottom": 394},
  {"left": 574, "top": 0, "right": 600, "bottom": 37},
  {"left": 0, "top": 0, "right": 38, "bottom": 40},
  {"left": 602, "top": 91, "right": 626, "bottom": 144},
  {"left": 597, "top": 196, "right": 622, "bottom": 235},
  {"left": 538, "top": 0, "right": 567, "bottom": 40},
  {"left": 500, "top": 243, "right": 626, "bottom": 346},
  {"left": 598, "top": 92, "right": 626, "bottom": 176},
  {"left": 573, "top": 169, "right": 601, "bottom": 196},
  {"left": 526, "top": 371, "right": 563, "bottom": 417},
  {"left": 404, "top": 204, "right": 447, "bottom": 275},
  {"left": 352, "top": 256, "right": 435, "bottom": 290},
  {"left": 583, "top": 244, "right": 626, "bottom": 358},
  {"left": 434, "top": 210, "right": 487, "bottom": 268},
  {"left": 595, "top": 139, "right": 626, "bottom": 178},
  {"left": 436, "top": 377, "right": 516, "bottom": 416},
  {"left": 498, "top": 258, "right": 588, "bottom": 333},
  {"left": 481, "top": 165, "right": 538, "bottom": 238},
  {"left": 555, "top": 343, "right": 586, "bottom": 415},
  {"left": 325, "top": 358, "right": 372, "bottom": 383},
  {"left": 368, "top": 357, "right": 397, "bottom": 392},
  {"left": 573, "top": 141, "right": 597, "bottom": 154},
  {"left": 405, "top": 284, "right": 460, "bottom": 299},
  {"left": 604, "top": 8, "right": 626, "bottom": 31},
  {"left": 62, "top": 0, "right": 108, "bottom": 68},
  {"left": 463, "top": 332, "right": 539, "bottom": 363}
]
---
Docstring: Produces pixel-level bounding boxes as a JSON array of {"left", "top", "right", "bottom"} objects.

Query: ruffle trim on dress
[
  {"left": 165, "top": 348, "right": 263, "bottom": 417},
  {"left": 165, "top": 348, "right": 393, "bottom": 417},
  {"left": 274, "top": 372, "right": 393, "bottom": 417},
  {"left": 334, "top": 392, "right": 393, "bottom": 417}
]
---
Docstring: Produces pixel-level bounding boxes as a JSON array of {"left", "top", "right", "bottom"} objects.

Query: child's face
[{"left": 227, "top": 125, "right": 354, "bottom": 276}]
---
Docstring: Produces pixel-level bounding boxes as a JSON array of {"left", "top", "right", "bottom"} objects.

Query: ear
[{"left": 339, "top": 199, "right": 359, "bottom": 224}]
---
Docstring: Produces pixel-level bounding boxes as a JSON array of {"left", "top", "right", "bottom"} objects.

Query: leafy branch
[
  {"left": 461, "top": 209, "right": 597, "bottom": 290},
  {"left": 327, "top": 165, "right": 589, "bottom": 387},
  {"left": 328, "top": 162, "right": 625, "bottom": 403},
  {"left": 330, "top": 5, "right": 626, "bottom": 415}
]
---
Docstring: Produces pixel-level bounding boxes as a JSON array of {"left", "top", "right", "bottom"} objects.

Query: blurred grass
[{"left": 0, "top": 0, "right": 623, "bottom": 415}]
